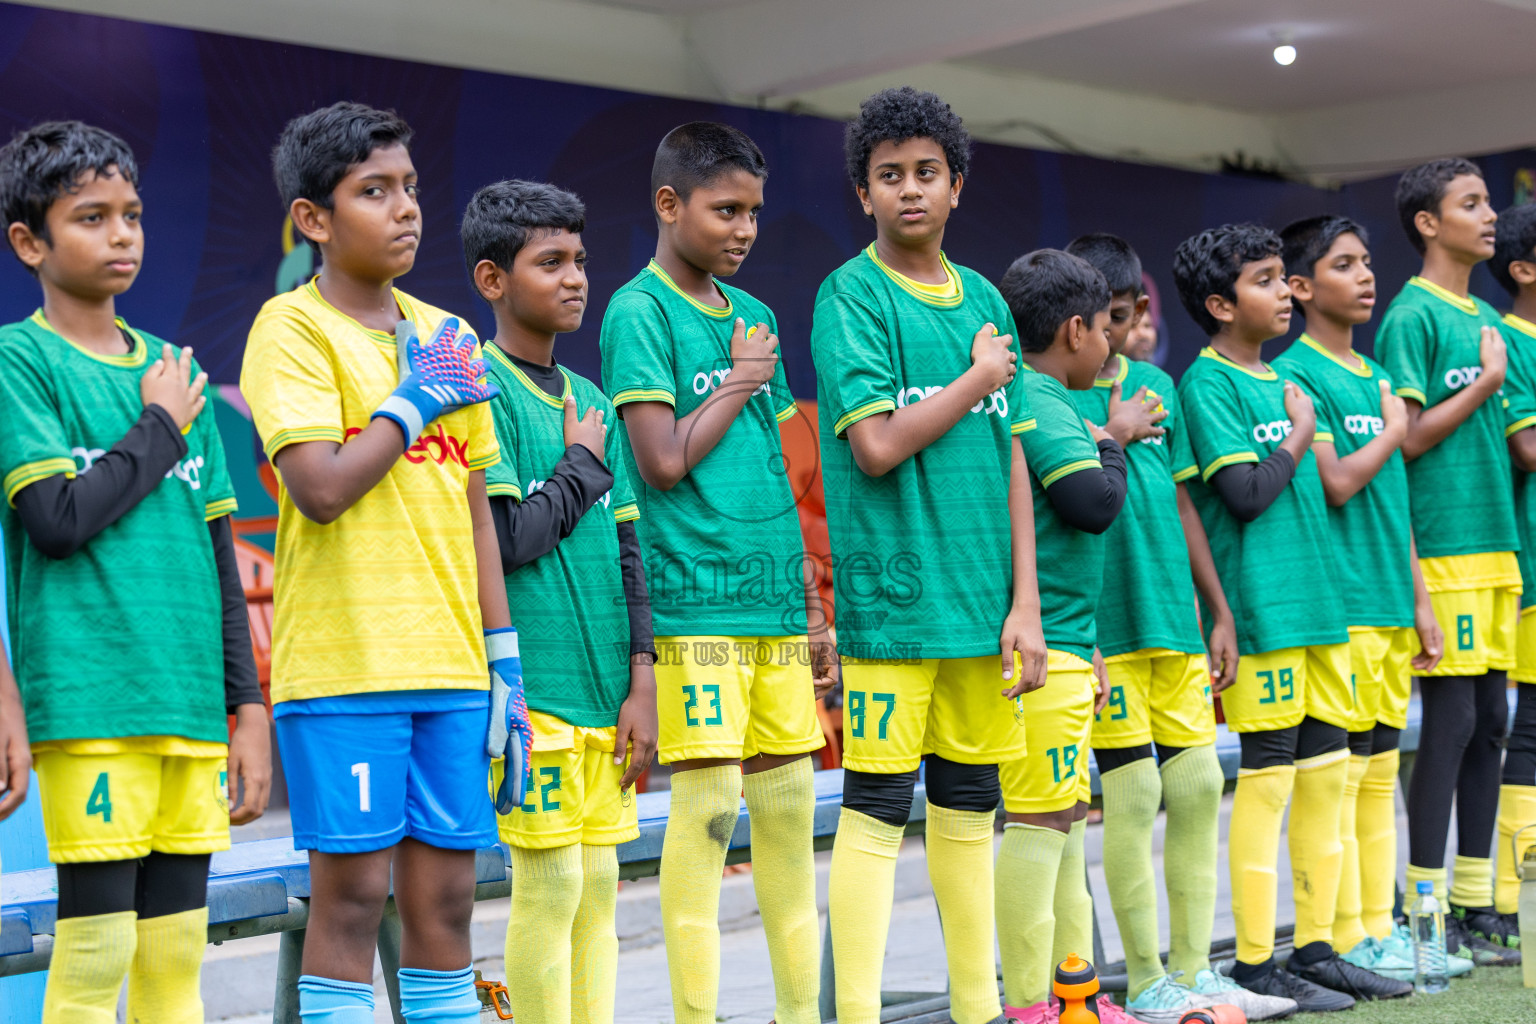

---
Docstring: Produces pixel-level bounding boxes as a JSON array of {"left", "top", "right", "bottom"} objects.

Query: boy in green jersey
[
  {"left": 598, "top": 122, "right": 834, "bottom": 1024},
  {"left": 1066, "top": 236, "right": 1278, "bottom": 1022},
  {"left": 993, "top": 248, "right": 1130, "bottom": 1024},
  {"left": 0, "top": 120, "right": 271, "bottom": 1023},
  {"left": 811, "top": 87, "right": 1046, "bottom": 1024},
  {"left": 1489, "top": 201, "right": 1536, "bottom": 937},
  {"left": 1376, "top": 160, "right": 1521, "bottom": 958},
  {"left": 1175, "top": 224, "right": 1396, "bottom": 1011},
  {"left": 1275, "top": 215, "right": 1447, "bottom": 974},
  {"left": 463, "top": 180, "right": 658, "bottom": 1024}
]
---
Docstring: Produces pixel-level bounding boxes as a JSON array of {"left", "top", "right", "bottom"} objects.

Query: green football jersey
[
  {"left": 599, "top": 262, "right": 806, "bottom": 637},
  {"left": 1273, "top": 335, "right": 1414, "bottom": 628},
  {"left": 810, "top": 246, "right": 1031, "bottom": 659},
  {"left": 1020, "top": 366, "right": 1104, "bottom": 662},
  {"left": 1178, "top": 347, "right": 1347, "bottom": 655},
  {"left": 1374, "top": 277, "right": 1518, "bottom": 558},
  {"left": 485, "top": 347, "right": 638, "bottom": 726},
  {"left": 1501, "top": 313, "right": 1536, "bottom": 609},
  {"left": 0, "top": 312, "right": 237, "bottom": 743},
  {"left": 1071, "top": 355, "right": 1204, "bottom": 658}
]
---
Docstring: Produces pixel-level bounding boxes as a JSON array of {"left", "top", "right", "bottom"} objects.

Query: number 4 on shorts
[{"left": 86, "top": 772, "right": 112, "bottom": 823}]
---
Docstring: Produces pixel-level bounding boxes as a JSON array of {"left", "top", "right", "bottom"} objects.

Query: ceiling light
[{"left": 1273, "top": 43, "right": 1296, "bottom": 65}]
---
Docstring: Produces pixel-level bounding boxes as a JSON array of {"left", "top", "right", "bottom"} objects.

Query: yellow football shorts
[
  {"left": 1347, "top": 626, "right": 1416, "bottom": 731},
  {"left": 32, "top": 737, "right": 229, "bottom": 863},
  {"left": 1220, "top": 642, "right": 1351, "bottom": 733},
  {"left": 491, "top": 711, "right": 639, "bottom": 850},
  {"left": 1001, "top": 651, "right": 1096, "bottom": 814},
  {"left": 839, "top": 652, "right": 1029, "bottom": 773},
  {"left": 1511, "top": 607, "right": 1536, "bottom": 684},
  {"left": 1092, "top": 648, "right": 1215, "bottom": 749},
  {"left": 653, "top": 635, "right": 824, "bottom": 763},
  {"left": 1419, "top": 553, "right": 1521, "bottom": 676}
]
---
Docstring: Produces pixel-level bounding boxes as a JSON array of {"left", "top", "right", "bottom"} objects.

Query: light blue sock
[
  {"left": 398, "top": 965, "right": 479, "bottom": 1022},
  {"left": 298, "top": 975, "right": 375, "bottom": 1023}
]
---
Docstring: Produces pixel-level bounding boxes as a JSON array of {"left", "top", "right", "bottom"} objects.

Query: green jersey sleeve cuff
[
  {"left": 612, "top": 387, "right": 676, "bottom": 408},
  {"left": 613, "top": 502, "right": 640, "bottom": 523},
  {"left": 467, "top": 449, "right": 501, "bottom": 471},
  {"left": 1011, "top": 418, "right": 1038, "bottom": 435},
  {"left": 776, "top": 402, "right": 798, "bottom": 424},
  {"left": 203, "top": 497, "right": 239, "bottom": 521},
  {"left": 1313, "top": 431, "right": 1335, "bottom": 444},
  {"left": 1199, "top": 451, "right": 1260, "bottom": 482},
  {"left": 1507, "top": 415, "right": 1536, "bottom": 437},
  {"left": 1039, "top": 458, "right": 1103, "bottom": 488},
  {"left": 832, "top": 398, "right": 896, "bottom": 437},
  {"left": 4, "top": 457, "right": 77, "bottom": 505},
  {"left": 487, "top": 481, "right": 523, "bottom": 501},
  {"left": 1395, "top": 386, "right": 1427, "bottom": 404},
  {"left": 1171, "top": 464, "right": 1199, "bottom": 483},
  {"left": 262, "top": 425, "right": 345, "bottom": 460}
]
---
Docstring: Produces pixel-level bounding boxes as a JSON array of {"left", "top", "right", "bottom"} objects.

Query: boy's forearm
[
  {"left": 1402, "top": 386, "right": 1494, "bottom": 460},
  {"left": 626, "top": 387, "right": 756, "bottom": 490},
  {"left": 1409, "top": 535, "right": 1431, "bottom": 606},
  {"left": 208, "top": 515, "right": 264, "bottom": 711},
  {"left": 1176, "top": 482, "right": 1232, "bottom": 621},
  {"left": 846, "top": 366, "right": 999, "bottom": 477},
  {"left": 1509, "top": 428, "right": 1536, "bottom": 472},
  {"left": 470, "top": 472, "right": 511, "bottom": 631},
  {"left": 273, "top": 422, "right": 406, "bottom": 524},
  {"left": 1316, "top": 434, "right": 1399, "bottom": 506},
  {"left": 1007, "top": 437, "right": 1041, "bottom": 612}
]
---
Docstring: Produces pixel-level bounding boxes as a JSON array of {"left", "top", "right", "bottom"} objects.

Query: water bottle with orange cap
[{"left": 1053, "top": 954, "right": 1100, "bottom": 1023}]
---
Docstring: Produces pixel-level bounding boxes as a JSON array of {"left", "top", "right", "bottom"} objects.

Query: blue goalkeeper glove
[
  {"left": 486, "top": 627, "right": 533, "bottom": 815},
  {"left": 372, "top": 317, "right": 498, "bottom": 448}
]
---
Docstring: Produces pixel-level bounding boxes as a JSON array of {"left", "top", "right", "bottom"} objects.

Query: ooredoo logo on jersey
[{"left": 1251, "top": 419, "right": 1293, "bottom": 443}]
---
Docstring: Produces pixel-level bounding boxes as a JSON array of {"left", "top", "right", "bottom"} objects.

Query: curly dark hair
[
  {"left": 843, "top": 86, "right": 970, "bottom": 191},
  {"left": 1172, "top": 223, "right": 1282, "bottom": 337},
  {"left": 461, "top": 178, "right": 585, "bottom": 281},
  {"left": 999, "top": 249, "right": 1111, "bottom": 353},
  {"left": 0, "top": 121, "right": 138, "bottom": 274},
  {"left": 272, "top": 102, "right": 413, "bottom": 252}
]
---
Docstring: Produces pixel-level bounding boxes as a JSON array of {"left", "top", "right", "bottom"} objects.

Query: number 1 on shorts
[{"left": 352, "top": 762, "right": 371, "bottom": 813}]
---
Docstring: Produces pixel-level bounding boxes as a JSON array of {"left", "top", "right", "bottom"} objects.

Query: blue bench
[{"left": 0, "top": 692, "right": 1445, "bottom": 1018}]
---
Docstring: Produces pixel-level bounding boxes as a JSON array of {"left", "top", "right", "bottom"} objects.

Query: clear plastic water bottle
[{"left": 1409, "top": 879, "right": 1449, "bottom": 993}]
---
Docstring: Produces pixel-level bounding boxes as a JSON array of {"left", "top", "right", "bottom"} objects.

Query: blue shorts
[{"left": 274, "top": 691, "right": 495, "bottom": 854}]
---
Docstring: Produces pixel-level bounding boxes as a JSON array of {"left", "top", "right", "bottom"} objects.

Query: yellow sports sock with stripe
[
  {"left": 1357, "top": 749, "right": 1400, "bottom": 939},
  {"left": 829, "top": 807, "right": 904, "bottom": 1024},
  {"left": 42, "top": 910, "right": 138, "bottom": 1024},
  {"left": 926, "top": 803, "right": 1003, "bottom": 1024},
  {"left": 1052, "top": 817, "right": 1095, "bottom": 972},
  {"left": 1405, "top": 864, "right": 1447, "bottom": 906},
  {"left": 660, "top": 765, "right": 740, "bottom": 1024},
  {"left": 996, "top": 823, "right": 1067, "bottom": 1009},
  {"left": 1160, "top": 745, "right": 1223, "bottom": 979},
  {"left": 506, "top": 843, "right": 583, "bottom": 1024},
  {"left": 1289, "top": 751, "right": 1347, "bottom": 948},
  {"left": 1229, "top": 764, "right": 1294, "bottom": 965},
  {"left": 1494, "top": 784, "right": 1536, "bottom": 915},
  {"left": 571, "top": 845, "right": 619, "bottom": 1024},
  {"left": 742, "top": 758, "right": 820, "bottom": 1024},
  {"left": 1332, "top": 754, "right": 1370, "bottom": 953},
  {"left": 126, "top": 906, "right": 208, "bottom": 1024},
  {"left": 1100, "top": 758, "right": 1163, "bottom": 998},
  {"left": 1449, "top": 854, "right": 1494, "bottom": 908}
]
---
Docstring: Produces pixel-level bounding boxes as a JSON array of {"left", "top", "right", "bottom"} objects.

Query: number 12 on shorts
[{"left": 848, "top": 691, "right": 896, "bottom": 740}]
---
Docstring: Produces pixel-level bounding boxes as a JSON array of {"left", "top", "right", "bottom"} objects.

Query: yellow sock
[
  {"left": 1405, "top": 864, "right": 1447, "bottom": 906},
  {"left": 1052, "top": 817, "right": 1094, "bottom": 971},
  {"left": 1101, "top": 759, "right": 1163, "bottom": 998},
  {"left": 830, "top": 807, "right": 905, "bottom": 1024},
  {"left": 571, "top": 845, "right": 619, "bottom": 1024},
  {"left": 660, "top": 765, "right": 740, "bottom": 1024},
  {"left": 926, "top": 803, "right": 1003, "bottom": 1024},
  {"left": 996, "top": 823, "right": 1067, "bottom": 1009},
  {"left": 742, "top": 758, "right": 819, "bottom": 1024},
  {"left": 1289, "top": 751, "right": 1347, "bottom": 948},
  {"left": 1229, "top": 765, "right": 1294, "bottom": 965},
  {"left": 1449, "top": 855, "right": 1494, "bottom": 908},
  {"left": 1160, "top": 745, "right": 1223, "bottom": 980},
  {"left": 507, "top": 843, "right": 583, "bottom": 1024},
  {"left": 1494, "top": 784, "right": 1536, "bottom": 914},
  {"left": 43, "top": 910, "right": 137, "bottom": 1024},
  {"left": 1332, "top": 754, "right": 1369, "bottom": 953},
  {"left": 126, "top": 907, "right": 207, "bottom": 1024},
  {"left": 1357, "top": 749, "right": 1400, "bottom": 938}
]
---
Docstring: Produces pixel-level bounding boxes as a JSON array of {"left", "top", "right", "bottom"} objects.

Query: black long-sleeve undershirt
[
  {"left": 489, "top": 350, "right": 656, "bottom": 660},
  {"left": 1209, "top": 448, "right": 1296, "bottom": 523},
  {"left": 1041, "top": 438, "right": 1127, "bottom": 534},
  {"left": 12, "top": 405, "right": 263, "bottom": 711}
]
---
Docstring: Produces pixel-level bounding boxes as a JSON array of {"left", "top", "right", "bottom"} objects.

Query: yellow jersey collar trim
[
  {"left": 1408, "top": 276, "right": 1478, "bottom": 316},
  {"left": 1200, "top": 346, "right": 1277, "bottom": 380},
  {"left": 1503, "top": 313, "right": 1536, "bottom": 341},
  {"left": 864, "top": 244, "right": 963, "bottom": 307},
  {"left": 1093, "top": 354, "right": 1130, "bottom": 388},
  {"left": 1299, "top": 334, "right": 1372, "bottom": 377},
  {"left": 487, "top": 343, "right": 571, "bottom": 408},
  {"left": 304, "top": 277, "right": 413, "bottom": 344},
  {"left": 29, "top": 309, "right": 149, "bottom": 367},
  {"left": 645, "top": 260, "right": 732, "bottom": 318}
]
